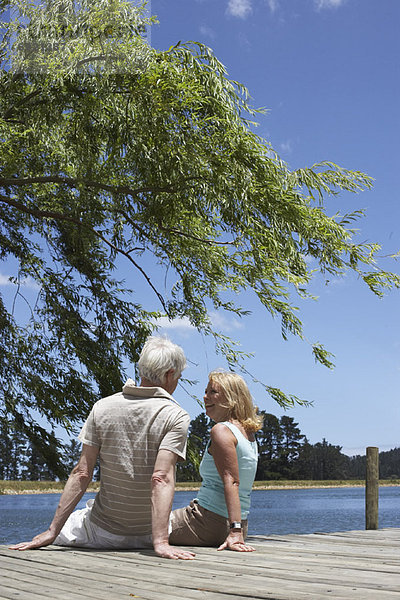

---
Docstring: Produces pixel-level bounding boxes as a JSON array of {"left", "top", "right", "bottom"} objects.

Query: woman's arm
[{"left": 210, "top": 424, "right": 255, "bottom": 552}]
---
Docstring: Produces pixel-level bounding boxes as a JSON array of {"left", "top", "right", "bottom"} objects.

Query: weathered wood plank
[
  {"left": 0, "top": 591, "right": 44, "bottom": 600},
  {"left": 2, "top": 557, "right": 396, "bottom": 600},
  {"left": 0, "top": 586, "right": 43, "bottom": 600},
  {"left": 1, "top": 528, "right": 400, "bottom": 600},
  {"left": 6, "top": 543, "right": 399, "bottom": 578},
  {"left": 0, "top": 554, "right": 230, "bottom": 600},
  {"left": 0, "top": 574, "right": 97, "bottom": 600},
  {"left": 249, "top": 533, "right": 400, "bottom": 556},
  {"left": 2, "top": 552, "right": 264, "bottom": 600},
  {"left": 2, "top": 552, "right": 398, "bottom": 600},
  {"left": 0, "top": 563, "right": 184, "bottom": 600},
  {"left": 0, "top": 551, "right": 252, "bottom": 600}
]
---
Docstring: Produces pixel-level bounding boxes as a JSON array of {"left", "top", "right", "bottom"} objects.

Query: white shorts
[{"left": 54, "top": 499, "right": 153, "bottom": 549}]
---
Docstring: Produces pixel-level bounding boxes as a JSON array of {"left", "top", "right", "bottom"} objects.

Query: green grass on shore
[
  {"left": 253, "top": 479, "right": 400, "bottom": 488},
  {"left": 177, "top": 479, "right": 400, "bottom": 490},
  {"left": 2, "top": 479, "right": 399, "bottom": 494},
  {"left": 0, "top": 480, "right": 101, "bottom": 494}
]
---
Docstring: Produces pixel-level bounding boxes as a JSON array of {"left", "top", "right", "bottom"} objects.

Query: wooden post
[{"left": 365, "top": 446, "right": 379, "bottom": 530}]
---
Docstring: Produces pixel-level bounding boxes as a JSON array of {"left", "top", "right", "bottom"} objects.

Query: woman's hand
[{"left": 217, "top": 530, "right": 255, "bottom": 552}]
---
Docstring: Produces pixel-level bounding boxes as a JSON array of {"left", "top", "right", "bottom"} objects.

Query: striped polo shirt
[{"left": 78, "top": 379, "right": 190, "bottom": 536}]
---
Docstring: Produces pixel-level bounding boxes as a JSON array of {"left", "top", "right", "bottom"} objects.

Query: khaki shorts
[{"left": 169, "top": 500, "right": 248, "bottom": 547}]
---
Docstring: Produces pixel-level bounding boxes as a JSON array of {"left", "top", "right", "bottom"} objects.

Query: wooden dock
[{"left": 1, "top": 528, "right": 400, "bottom": 599}]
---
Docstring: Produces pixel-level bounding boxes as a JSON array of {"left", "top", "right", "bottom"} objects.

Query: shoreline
[
  {"left": 1, "top": 480, "right": 399, "bottom": 495},
  {"left": 177, "top": 482, "right": 400, "bottom": 492}
]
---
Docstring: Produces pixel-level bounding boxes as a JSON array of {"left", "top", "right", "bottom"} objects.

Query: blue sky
[
  {"left": 1, "top": 0, "right": 399, "bottom": 457},
  {"left": 147, "top": 0, "right": 400, "bottom": 456}
]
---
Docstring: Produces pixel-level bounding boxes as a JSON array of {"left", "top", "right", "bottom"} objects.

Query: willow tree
[{"left": 0, "top": 0, "right": 398, "bottom": 474}]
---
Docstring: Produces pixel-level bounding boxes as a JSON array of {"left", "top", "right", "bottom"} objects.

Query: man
[{"left": 11, "top": 336, "right": 195, "bottom": 560}]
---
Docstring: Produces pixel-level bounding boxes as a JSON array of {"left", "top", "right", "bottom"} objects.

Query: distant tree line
[
  {"left": 0, "top": 422, "right": 98, "bottom": 481},
  {"left": 0, "top": 413, "right": 398, "bottom": 482},
  {"left": 176, "top": 412, "right": 400, "bottom": 482}
]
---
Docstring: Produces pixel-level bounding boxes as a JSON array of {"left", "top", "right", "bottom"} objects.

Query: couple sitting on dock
[{"left": 11, "top": 336, "right": 262, "bottom": 560}]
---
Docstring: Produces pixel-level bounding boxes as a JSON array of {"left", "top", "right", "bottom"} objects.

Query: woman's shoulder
[
  {"left": 211, "top": 422, "right": 235, "bottom": 435},
  {"left": 210, "top": 422, "right": 238, "bottom": 445},
  {"left": 220, "top": 420, "right": 256, "bottom": 443}
]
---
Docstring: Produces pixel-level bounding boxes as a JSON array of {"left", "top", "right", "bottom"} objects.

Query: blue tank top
[{"left": 196, "top": 422, "right": 258, "bottom": 519}]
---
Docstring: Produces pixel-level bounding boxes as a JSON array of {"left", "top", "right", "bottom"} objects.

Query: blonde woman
[{"left": 170, "top": 370, "right": 263, "bottom": 552}]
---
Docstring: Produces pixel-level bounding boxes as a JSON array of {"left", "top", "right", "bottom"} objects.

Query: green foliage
[
  {"left": 256, "top": 411, "right": 351, "bottom": 480},
  {"left": 0, "top": 420, "right": 73, "bottom": 479},
  {"left": 176, "top": 411, "right": 399, "bottom": 482},
  {"left": 294, "top": 438, "right": 349, "bottom": 480},
  {"left": 22, "top": 439, "right": 57, "bottom": 480},
  {"left": 0, "top": 408, "right": 398, "bottom": 483},
  {"left": 63, "top": 438, "right": 82, "bottom": 473},
  {"left": 176, "top": 413, "right": 211, "bottom": 482},
  {"left": 347, "top": 447, "right": 400, "bottom": 480},
  {"left": 0, "top": 421, "right": 23, "bottom": 479},
  {"left": 256, "top": 412, "right": 305, "bottom": 479},
  {"left": 1, "top": 0, "right": 399, "bottom": 470}
]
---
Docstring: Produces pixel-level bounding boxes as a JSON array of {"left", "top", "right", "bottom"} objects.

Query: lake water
[{"left": 1, "top": 486, "right": 400, "bottom": 545}]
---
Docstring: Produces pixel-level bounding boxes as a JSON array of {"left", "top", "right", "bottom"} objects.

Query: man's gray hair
[{"left": 138, "top": 336, "right": 187, "bottom": 385}]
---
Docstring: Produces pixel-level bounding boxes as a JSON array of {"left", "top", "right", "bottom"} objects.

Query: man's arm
[
  {"left": 151, "top": 449, "right": 195, "bottom": 560},
  {"left": 10, "top": 443, "right": 99, "bottom": 551}
]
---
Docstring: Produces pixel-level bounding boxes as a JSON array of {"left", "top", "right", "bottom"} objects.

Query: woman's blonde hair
[{"left": 208, "top": 370, "right": 263, "bottom": 433}]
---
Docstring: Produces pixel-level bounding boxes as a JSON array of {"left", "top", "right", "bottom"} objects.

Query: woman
[{"left": 170, "top": 370, "right": 263, "bottom": 552}]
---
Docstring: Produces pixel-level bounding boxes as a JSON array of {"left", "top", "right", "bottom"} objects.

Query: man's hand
[
  {"left": 9, "top": 529, "right": 57, "bottom": 551},
  {"left": 154, "top": 541, "right": 195, "bottom": 560},
  {"left": 217, "top": 530, "right": 255, "bottom": 553}
]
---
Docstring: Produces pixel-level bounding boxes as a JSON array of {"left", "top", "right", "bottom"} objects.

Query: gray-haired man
[{"left": 11, "top": 336, "right": 195, "bottom": 560}]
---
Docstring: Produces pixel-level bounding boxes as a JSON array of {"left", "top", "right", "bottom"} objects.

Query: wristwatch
[{"left": 229, "top": 521, "right": 242, "bottom": 530}]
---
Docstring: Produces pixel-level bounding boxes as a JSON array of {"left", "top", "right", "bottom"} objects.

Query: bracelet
[{"left": 229, "top": 521, "right": 242, "bottom": 530}]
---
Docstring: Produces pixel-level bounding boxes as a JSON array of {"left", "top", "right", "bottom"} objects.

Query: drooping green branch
[
  {"left": 0, "top": 0, "right": 398, "bottom": 473},
  {"left": 0, "top": 193, "right": 168, "bottom": 312}
]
